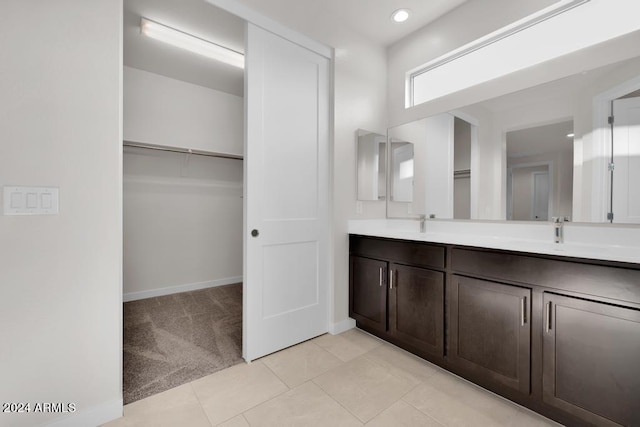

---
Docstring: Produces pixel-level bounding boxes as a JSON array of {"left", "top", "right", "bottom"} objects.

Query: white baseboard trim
[
  {"left": 123, "top": 276, "right": 243, "bottom": 302},
  {"left": 45, "top": 398, "right": 122, "bottom": 427},
  {"left": 329, "top": 317, "right": 356, "bottom": 335}
]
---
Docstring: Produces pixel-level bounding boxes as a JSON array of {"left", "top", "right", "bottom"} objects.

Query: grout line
[
  {"left": 188, "top": 382, "right": 215, "bottom": 427},
  {"left": 260, "top": 357, "right": 293, "bottom": 390},
  {"left": 309, "top": 379, "right": 365, "bottom": 425},
  {"left": 400, "top": 390, "right": 451, "bottom": 427},
  {"left": 240, "top": 413, "right": 251, "bottom": 426},
  {"left": 192, "top": 361, "right": 291, "bottom": 426}
]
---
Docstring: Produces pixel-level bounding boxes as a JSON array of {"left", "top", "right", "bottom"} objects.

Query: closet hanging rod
[
  {"left": 123, "top": 141, "right": 243, "bottom": 160},
  {"left": 453, "top": 169, "right": 471, "bottom": 176}
]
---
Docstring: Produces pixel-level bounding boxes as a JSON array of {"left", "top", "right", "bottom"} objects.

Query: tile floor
[{"left": 102, "top": 328, "right": 560, "bottom": 427}]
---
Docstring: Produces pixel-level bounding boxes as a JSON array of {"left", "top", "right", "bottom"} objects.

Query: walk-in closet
[{"left": 122, "top": 0, "right": 245, "bottom": 403}]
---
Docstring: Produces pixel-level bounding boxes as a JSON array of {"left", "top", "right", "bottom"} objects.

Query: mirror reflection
[
  {"left": 390, "top": 139, "right": 413, "bottom": 203},
  {"left": 387, "top": 54, "right": 640, "bottom": 224},
  {"left": 506, "top": 120, "right": 574, "bottom": 221},
  {"left": 387, "top": 114, "right": 475, "bottom": 219},
  {"left": 356, "top": 129, "right": 386, "bottom": 201}
]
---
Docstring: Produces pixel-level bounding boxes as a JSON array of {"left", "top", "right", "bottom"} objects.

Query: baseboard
[
  {"left": 329, "top": 317, "right": 356, "bottom": 335},
  {"left": 45, "top": 398, "right": 122, "bottom": 427},
  {"left": 123, "top": 276, "right": 243, "bottom": 302}
]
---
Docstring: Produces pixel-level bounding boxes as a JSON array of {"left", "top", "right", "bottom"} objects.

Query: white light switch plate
[{"left": 3, "top": 186, "right": 59, "bottom": 215}]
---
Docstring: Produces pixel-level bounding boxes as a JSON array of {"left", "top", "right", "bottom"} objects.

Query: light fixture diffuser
[
  {"left": 391, "top": 9, "right": 411, "bottom": 23},
  {"left": 140, "top": 18, "right": 244, "bottom": 69}
]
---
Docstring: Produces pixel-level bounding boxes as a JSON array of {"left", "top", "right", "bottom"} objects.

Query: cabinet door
[
  {"left": 389, "top": 264, "right": 444, "bottom": 358},
  {"left": 450, "top": 275, "right": 531, "bottom": 394},
  {"left": 349, "top": 255, "right": 387, "bottom": 334},
  {"left": 543, "top": 293, "right": 640, "bottom": 426}
]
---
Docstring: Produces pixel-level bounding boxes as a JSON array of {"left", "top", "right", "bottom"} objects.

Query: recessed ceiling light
[
  {"left": 140, "top": 18, "right": 244, "bottom": 69},
  {"left": 566, "top": 133, "right": 575, "bottom": 138},
  {"left": 391, "top": 9, "right": 411, "bottom": 23}
]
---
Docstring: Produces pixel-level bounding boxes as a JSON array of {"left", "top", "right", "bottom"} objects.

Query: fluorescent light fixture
[
  {"left": 391, "top": 9, "right": 411, "bottom": 23},
  {"left": 566, "top": 133, "right": 575, "bottom": 138},
  {"left": 140, "top": 18, "right": 244, "bottom": 69}
]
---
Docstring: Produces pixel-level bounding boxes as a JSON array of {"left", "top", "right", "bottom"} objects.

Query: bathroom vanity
[{"left": 349, "top": 221, "right": 640, "bottom": 427}]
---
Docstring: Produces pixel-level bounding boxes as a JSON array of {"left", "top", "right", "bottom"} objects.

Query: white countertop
[{"left": 348, "top": 219, "right": 640, "bottom": 264}]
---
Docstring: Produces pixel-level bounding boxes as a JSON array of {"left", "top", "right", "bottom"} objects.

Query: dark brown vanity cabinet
[
  {"left": 349, "top": 236, "right": 445, "bottom": 359},
  {"left": 449, "top": 275, "right": 531, "bottom": 395},
  {"left": 388, "top": 264, "right": 444, "bottom": 358},
  {"left": 350, "top": 235, "right": 640, "bottom": 427},
  {"left": 349, "top": 255, "right": 387, "bottom": 334},
  {"left": 542, "top": 293, "right": 640, "bottom": 427}
]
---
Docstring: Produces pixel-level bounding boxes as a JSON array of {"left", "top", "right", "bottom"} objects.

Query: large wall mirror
[{"left": 387, "top": 52, "right": 640, "bottom": 224}]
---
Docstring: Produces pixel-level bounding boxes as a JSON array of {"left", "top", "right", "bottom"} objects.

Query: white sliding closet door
[{"left": 244, "top": 23, "right": 330, "bottom": 361}]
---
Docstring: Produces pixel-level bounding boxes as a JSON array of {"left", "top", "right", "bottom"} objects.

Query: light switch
[
  {"left": 3, "top": 186, "right": 59, "bottom": 215},
  {"left": 41, "top": 193, "right": 52, "bottom": 209},
  {"left": 26, "top": 193, "right": 37, "bottom": 209},
  {"left": 10, "top": 192, "right": 23, "bottom": 209}
]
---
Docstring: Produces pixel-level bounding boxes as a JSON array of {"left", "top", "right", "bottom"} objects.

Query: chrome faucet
[
  {"left": 552, "top": 217, "right": 564, "bottom": 243},
  {"left": 419, "top": 214, "right": 426, "bottom": 233}
]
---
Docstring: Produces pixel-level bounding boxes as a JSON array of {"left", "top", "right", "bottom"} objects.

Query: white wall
[
  {"left": 123, "top": 67, "right": 244, "bottom": 300},
  {"left": 124, "top": 66, "right": 243, "bottom": 156},
  {"left": 0, "top": 1, "right": 122, "bottom": 426},
  {"left": 123, "top": 149, "right": 243, "bottom": 300}
]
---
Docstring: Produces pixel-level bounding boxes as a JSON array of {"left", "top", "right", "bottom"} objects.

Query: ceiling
[
  {"left": 124, "top": 0, "right": 473, "bottom": 96},
  {"left": 228, "top": 0, "right": 469, "bottom": 47},
  {"left": 123, "top": 0, "right": 565, "bottom": 97}
]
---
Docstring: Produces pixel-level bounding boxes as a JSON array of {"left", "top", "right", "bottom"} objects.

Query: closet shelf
[
  {"left": 124, "top": 140, "right": 243, "bottom": 160},
  {"left": 124, "top": 175, "right": 243, "bottom": 190}
]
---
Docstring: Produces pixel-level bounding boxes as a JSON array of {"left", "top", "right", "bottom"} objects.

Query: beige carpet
[{"left": 123, "top": 283, "right": 243, "bottom": 404}]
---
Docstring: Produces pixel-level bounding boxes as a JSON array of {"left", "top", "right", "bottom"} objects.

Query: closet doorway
[{"left": 122, "top": 0, "right": 245, "bottom": 404}]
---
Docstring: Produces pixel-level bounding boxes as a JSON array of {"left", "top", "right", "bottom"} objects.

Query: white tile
[
  {"left": 192, "top": 361, "right": 288, "bottom": 425},
  {"left": 217, "top": 415, "right": 250, "bottom": 427},
  {"left": 261, "top": 340, "right": 343, "bottom": 388},
  {"left": 313, "top": 329, "right": 383, "bottom": 362},
  {"left": 512, "top": 408, "right": 562, "bottom": 427},
  {"left": 365, "top": 400, "right": 443, "bottom": 427},
  {"left": 363, "top": 343, "right": 439, "bottom": 386},
  {"left": 313, "top": 356, "right": 415, "bottom": 423},
  {"left": 101, "top": 383, "right": 211, "bottom": 427},
  {"left": 403, "top": 372, "right": 532, "bottom": 426},
  {"left": 243, "top": 381, "right": 363, "bottom": 427}
]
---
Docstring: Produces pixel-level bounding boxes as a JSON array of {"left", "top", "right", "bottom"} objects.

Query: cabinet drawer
[
  {"left": 350, "top": 235, "right": 445, "bottom": 270},
  {"left": 451, "top": 247, "right": 640, "bottom": 304}
]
